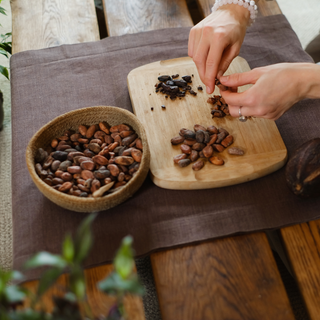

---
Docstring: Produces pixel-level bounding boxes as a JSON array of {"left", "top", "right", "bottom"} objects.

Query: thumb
[{"left": 220, "top": 70, "right": 257, "bottom": 87}]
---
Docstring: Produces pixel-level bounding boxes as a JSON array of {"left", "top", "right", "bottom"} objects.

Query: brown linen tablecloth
[{"left": 10, "top": 15, "right": 320, "bottom": 280}]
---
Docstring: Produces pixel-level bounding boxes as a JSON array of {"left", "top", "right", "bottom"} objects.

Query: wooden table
[{"left": 11, "top": 0, "right": 320, "bottom": 319}]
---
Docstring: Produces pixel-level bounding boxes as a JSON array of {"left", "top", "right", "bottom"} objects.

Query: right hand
[{"left": 188, "top": 5, "right": 249, "bottom": 94}]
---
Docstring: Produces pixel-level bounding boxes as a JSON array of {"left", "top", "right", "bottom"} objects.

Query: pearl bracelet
[{"left": 211, "top": 0, "right": 258, "bottom": 26}]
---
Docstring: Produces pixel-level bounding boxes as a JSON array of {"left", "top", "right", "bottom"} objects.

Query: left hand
[{"left": 219, "top": 63, "right": 309, "bottom": 120}]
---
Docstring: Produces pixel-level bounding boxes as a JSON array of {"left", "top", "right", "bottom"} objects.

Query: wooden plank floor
[
  {"left": 22, "top": 265, "right": 145, "bottom": 319},
  {"left": 102, "top": 0, "right": 194, "bottom": 37},
  {"left": 11, "top": 0, "right": 100, "bottom": 53},
  {"left": 281, "top": 223, "right": 320, "bottom": 320},
  {"left": 151, "top": 234, "right": 295, "bottom": 320}
]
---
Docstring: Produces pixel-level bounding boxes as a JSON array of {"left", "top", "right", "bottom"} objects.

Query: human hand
[
  {"left": 188, "top": 5, "right": 249, "bottom": 94},
  {"left": 219, "top": 63, "right": 315, "bottom": 120}
]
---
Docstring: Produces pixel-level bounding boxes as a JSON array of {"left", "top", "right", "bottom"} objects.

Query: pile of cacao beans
[
  {"left": 171, "top": 124, "right": 244, "bottom": 171},
  {"left": 34, "top": 122, "right": 143, "bottom": 198}
]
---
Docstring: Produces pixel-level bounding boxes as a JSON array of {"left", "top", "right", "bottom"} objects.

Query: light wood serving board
[{"left": 127, "top": 57, "right": 287, "bottom": 190}]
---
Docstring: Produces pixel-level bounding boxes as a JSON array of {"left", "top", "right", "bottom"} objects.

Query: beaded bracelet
[{"left": 212, "top": 0, "right": 258, "bottom": 26}]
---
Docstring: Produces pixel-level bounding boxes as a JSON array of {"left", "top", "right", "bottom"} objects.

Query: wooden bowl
[{"left": 26, "top": 106, "right": 150, "bottom": 212}]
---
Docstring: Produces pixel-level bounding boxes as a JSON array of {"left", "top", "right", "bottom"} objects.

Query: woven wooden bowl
[{"left": 26, "top": 106, "right": 150, "bottom": 212}]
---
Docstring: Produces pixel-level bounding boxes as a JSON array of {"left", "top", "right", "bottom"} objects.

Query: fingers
[
  {"left": 221, "top": 88, "right": 249, "bottom": 107},
  {"left": 217, "top": 45, "right": 239, "bottom": 79},
  {"left": 220, "top": 69, "right": 258, "bottom": 88},
  {"left": 203, "top": 41, "right": 225, "bottom": 93}
]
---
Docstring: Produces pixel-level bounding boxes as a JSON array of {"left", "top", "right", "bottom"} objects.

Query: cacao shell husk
[{"left": 285, "top": 138, "right": 320, "bottom": 197}]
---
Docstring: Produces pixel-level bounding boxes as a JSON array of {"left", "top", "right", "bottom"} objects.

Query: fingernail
[
  {"left": 206, "top": 86, "right": 211, "bottom": 94},
  {"left": 220, "top": 75, "right": 229, "bottom": 82},
  {"left": 217, "top": 70, "right": 223, "bottom": 79}
]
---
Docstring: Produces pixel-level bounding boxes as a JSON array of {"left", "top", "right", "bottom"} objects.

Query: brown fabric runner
[{"left": 10, "top": 15, "right": 320, "bottom": 280}]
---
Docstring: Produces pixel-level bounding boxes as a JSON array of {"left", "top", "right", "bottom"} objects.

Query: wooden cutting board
[{"left": 127, "top": 57, "right": 287, "bottom": 190}]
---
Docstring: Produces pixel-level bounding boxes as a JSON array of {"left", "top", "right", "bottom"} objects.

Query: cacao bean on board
[{"left": 171, "top": 124, "right": 244, "bottom": 172}]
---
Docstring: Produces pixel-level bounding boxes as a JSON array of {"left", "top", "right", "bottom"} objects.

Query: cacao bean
[
  {"left": 184, "top": 139, "right": 196, "bottom": 146},
  {"left": 51, "top": 160, "right": 61, "bottom": 172},
  {"left": 192, "top": 143, "right": 206, "bottom": 151},
  {"left": 81, "top": 170, "right": 94, "bottom": 180},
  {"left": 136, "top": 138, "right": 143, "bottom": 150},
  {"left": 194, "top": 124, "right": 207, "bottom": 132},
  {"left": 207, "top": 134, "right": 218, "bottom": 146},
  {"left": 51, "top": 139, "right": 59, "bottom": 148},
  {"left": 86, "top": 124, "right": 98, "bottom": 139},
  {"left": 195, "top": 130, "right": 205, "bottom": 143},
  {"left": 53, "top": 177, "right": 64, "bottom": 185},
  {"left": 207, "top": 126, "right": 218, "bottom": 134},
  {"left": 202, "top": 145, "right": 214, "bottom": 158},
  {"left": 61, "top": 172, "right": 73, "bottom": 181},
  {"left": 122, "top": 134, "right": 138, "bottom": 146},
  {"left": 171, "top": 136, "right": 185, "bottom": 145},
  {"left": 35, "top": 148, "right": 48, "bottom": 163},
  {"left": 78, "top": 184, "right": 90, "bottom": 193},
  {"left": 173, "top": 154, "right": 187, "bottom": 164},
  {"left": 115, "top": 156, "right": 134, "bottom": 166},
  {"left": 92, "top": 155, "right": 109, "bottom": 166},
  {"left": 216, "top": 132, "right": 226, "bottom": 144},
  {"left": 221, "top": 135, "right": 234, "bottom": 148},
  {"left": 99, "top": 121, "right": 110, "bottom": 134},
  {"left": 59, "top": 160, "right": 72, "bottom": 172},
  {"left": 228, "top": 147, "right": 245, "bottom": 156},
  {"left": 43, "top": 178, "right": 53, "bottom": 186},
  {"left": 178, "top": 159, "right": 191, "bottom": 168},
  {"left": 94, "top": 169, "right": 110, "bottom": 180},
  {"left": 81, "top": 160, "right": 95, "bottom": 171},
  {"left": 78, "top": 125, "right": 87, "bottom": 136},
  {"left": 52, "top": 151, "right": 68, "bottom": 161},
  {"left": 43, "top": 156, "right": 54, "bottom": 169},
  {"left": 209, "top": 156, "right": 224, "bottom": 166},
  {"left": 192, "top": 160, "right": 205, "bottom": 171},
  {"left": 88, "top": 143, "right": 101, "bottom": 154},
  {"left": 190, "top": 150, "right": 199, "bottom": 162},
  {"left": 107, "top": 164, "right": 120, "bottom": 177},
  {"left": 83, "top": 149, "right": 95, "bottom": 158},
  {"left": 67, "top": 166, "right": 82, "bottom": 174},
  {"left": 70, "top": 133, "right": 82, "bottom": 141},
  {"left": 131, "top": 149, "right": 142, "bottom": 163},
  {"left": 181, "top": 144, "right": 192, "bottom": 154},
  {"left": 212, "top": 144, "right": 225, "bottom": 153}
]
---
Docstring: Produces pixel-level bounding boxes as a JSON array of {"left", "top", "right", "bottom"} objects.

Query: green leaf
[
  {"left": 73, "top": 213, "right": 97, "bottom": 263},
  {"left": 0, "top": 66, "right": 9, "bottom": 80},
  {"left": 37, "top": 267, "right": 62, "bottom": 298},
  {"left": 98, "top": 272, "right": 144, "bottom": 296},
  {"left": 0, "top": 6, "right": 6, "bottom": 15},
  {"left": 0, "top": 48, "right": 9, "bottom": 58},
  {"left": 0, "top": 43, "right": 11, "bottom": 54},
  {"left": 4, "top": 285, "right": 26, "bottom": 303},
  {"left": 62, "top": 234, "right": 74, "bottom": 262},
  {"left": 24, "top": 252, "right": 67, "bottom": 269},
  {"left": 114, "top": 236, "right": 135, "bottom": 280}
]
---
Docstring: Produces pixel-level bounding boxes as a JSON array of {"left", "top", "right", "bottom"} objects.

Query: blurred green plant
[
  {"left": 0, "top": 213, "right": 144, "bottom": 320},
  {"left": 0, "top": 0, "right": 11, "bottom": 80}
]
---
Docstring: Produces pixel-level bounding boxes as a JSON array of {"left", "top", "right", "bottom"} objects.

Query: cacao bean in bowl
[{"left": 26, "top": 106, "right": 150, "bottom": 212}]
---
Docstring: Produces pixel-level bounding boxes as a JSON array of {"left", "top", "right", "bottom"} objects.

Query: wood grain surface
[
  {"left": 128, "top": 56, "right": 287, "bottom": 190},
  {"left": 102, "top": 0, "right": 193, "bottom": 37},
  {"left": 281, "top": 222, "right": 320, "bottom": 320},
  {"left": 11, "top": 0, "right": 100, "bottom": 54},
  {"left": 151, "top": 233, "right": 295, "bottom": 320},
  {"left": 196, "top": 0, "right": 282, "bottom": 18},
  {"left": 22, "top": 264, "right": 146, "bottom": 320}
]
